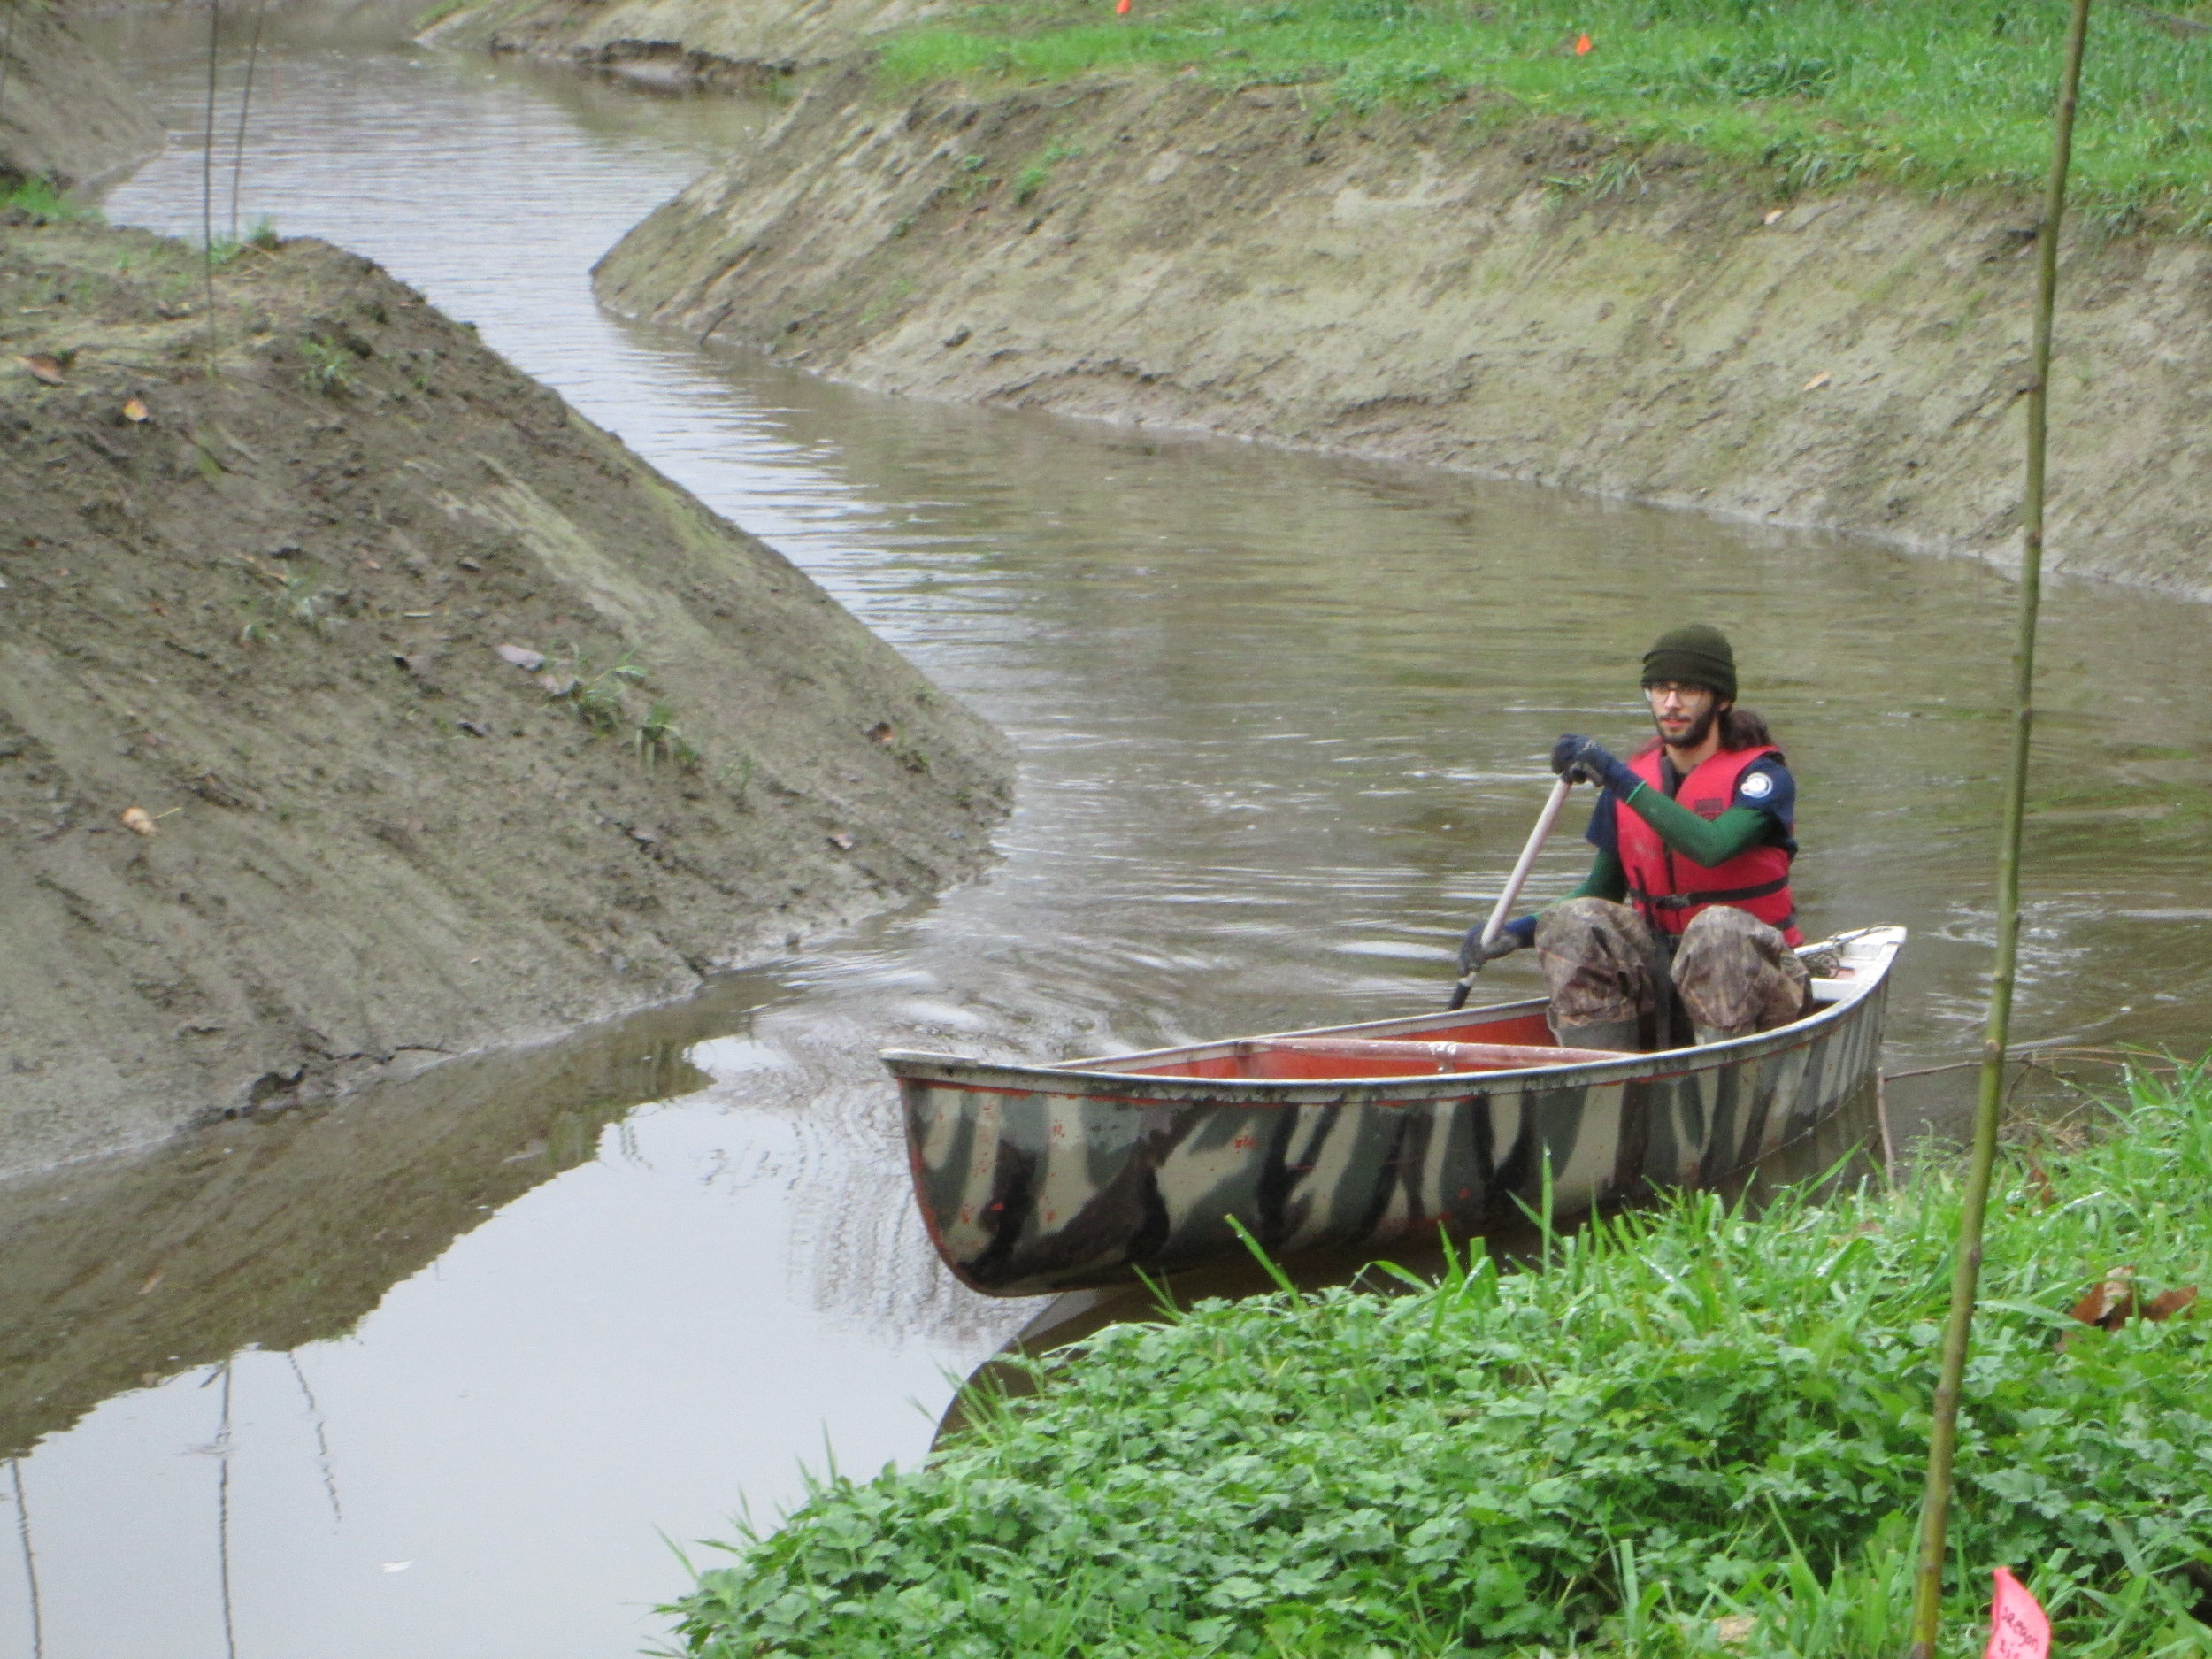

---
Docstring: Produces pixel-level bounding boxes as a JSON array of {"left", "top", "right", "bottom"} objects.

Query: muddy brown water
[{"left": 4, "top": 19, "right": 2209, "bottom": 1658}]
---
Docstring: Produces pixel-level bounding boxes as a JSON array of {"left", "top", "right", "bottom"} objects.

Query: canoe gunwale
[{"left": 880, "top": 927, "right": 1901, "bottom": 1106}]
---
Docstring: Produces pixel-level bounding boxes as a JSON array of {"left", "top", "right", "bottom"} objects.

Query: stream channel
[{"left": 5, "top": 14, "right": 2212, "bottom": 1657}]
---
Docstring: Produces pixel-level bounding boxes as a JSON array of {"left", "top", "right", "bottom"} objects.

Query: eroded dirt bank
[
  {"left": 0, "top": 0, "right": 164, "bottom": 189},
  {"left": 595, "top": 71, "right": 2212, "bottom": 597},
  {"left": 420, "top": 0, "right": 935, "bottom": 87},
  {"left": 0, "top": 216, "right": 1012, "bottom": 1174}
]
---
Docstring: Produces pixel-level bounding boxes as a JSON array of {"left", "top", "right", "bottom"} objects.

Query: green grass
[
  {"left": 668, "top": 1063, "right": 2212, "bottom": 1657},
  {"left": 876, "top": 0, "right": 2212, "bottom": 232},
  {"left": 2, "top": 176, "right": 103, "bottom": 225}
]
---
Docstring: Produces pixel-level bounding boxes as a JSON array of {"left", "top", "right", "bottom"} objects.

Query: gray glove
[{"left": 1457, "top": 923, "right": 1523, "bottom": 977}]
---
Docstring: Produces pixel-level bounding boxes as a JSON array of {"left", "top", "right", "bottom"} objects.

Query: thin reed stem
[
  {"left": 201, "top": 0, "right": 222, "bottom": 374},
  {"left": 1906, "top": 4, "right": 2094, "bottom": 1654},
  {"left": 10, "top": 1461, "right": 41, "bottom": 1659},
  {"left": 0, "top": 0, "right": 18, "bottom": 152},
  {"left": 228, "top": 0, "right": 267, "bottom": 242}
]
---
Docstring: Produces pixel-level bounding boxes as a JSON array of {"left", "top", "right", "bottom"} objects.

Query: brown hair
[{"left": 1720, "top": 704, "right": 1776, "bottom": 752}]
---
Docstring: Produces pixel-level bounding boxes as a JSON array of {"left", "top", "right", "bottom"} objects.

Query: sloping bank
[
  {"left": 0, "top": 215, "right": 1012, "bottom": 1175},
  {"left": 593, "top": 68, "right": 2212, "bottom": 598},
  {"left": 0, "top": 0, "right": 163, "bottom": 191},
  {"left": 419, "top": 0, "right": 935, "bottom": 87}
]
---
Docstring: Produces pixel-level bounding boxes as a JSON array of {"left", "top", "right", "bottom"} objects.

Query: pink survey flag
[{"left": 1985, "top": 1566, "right": 2051, "bottom": 1659}]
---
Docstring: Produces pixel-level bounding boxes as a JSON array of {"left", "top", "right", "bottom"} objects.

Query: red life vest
[{"left": 1615, "top": 743, "right": 1801, "bottom": 946}]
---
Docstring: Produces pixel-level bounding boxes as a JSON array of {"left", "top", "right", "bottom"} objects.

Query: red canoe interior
[{"left": 1124, "top": 1019, "right": 1620, "bottom": 1082}]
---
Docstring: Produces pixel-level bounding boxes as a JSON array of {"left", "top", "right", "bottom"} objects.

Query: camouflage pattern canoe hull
[{"left": 886, "top": 926, "right": 1905, "bottom": 1297}]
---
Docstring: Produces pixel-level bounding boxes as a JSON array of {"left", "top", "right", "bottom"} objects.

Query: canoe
[{"left": 884, "top": 926, "right": 1905, "bottom": 1297}]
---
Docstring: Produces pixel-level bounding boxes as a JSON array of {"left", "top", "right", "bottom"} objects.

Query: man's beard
[{"left": 1655, "top": 703, "right": 1718, "bottom": 751}]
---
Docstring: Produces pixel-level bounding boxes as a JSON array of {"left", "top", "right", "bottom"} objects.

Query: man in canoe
[{"left": 1463, "top": 623, "right": 1810, "bottom": 1053}]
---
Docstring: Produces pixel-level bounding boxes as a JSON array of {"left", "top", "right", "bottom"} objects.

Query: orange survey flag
[
  {"left": 1575, "top": 31, "right": 1594, "bottom": 53},
  {"left": 1985, "top": 1568, "right": 2051, "bottom": 1659}
]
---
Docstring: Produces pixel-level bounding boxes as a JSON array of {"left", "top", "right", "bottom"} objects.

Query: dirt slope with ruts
[
  {"left": 594, "top": 69, "right": 2212, "bottom": 598},
  {"left": 0, "top": 0, "right": 163, "bottom": 190},
  {"left": 419, "top": 0, "right": 939, "bottom": 87},
  {"left": 0, "top": 215, "right": 1011, "bottom": 1175}
]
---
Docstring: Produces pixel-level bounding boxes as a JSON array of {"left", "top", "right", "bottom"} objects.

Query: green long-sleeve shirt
[
  {"left": 1509, "top": 771, "right": 1793, "bottom": 940},
  {"left": 1569, "top": 788, "right": 1783, "bottom": 901}
]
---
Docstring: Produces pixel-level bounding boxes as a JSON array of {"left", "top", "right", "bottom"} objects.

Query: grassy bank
[
  {"left": 670, "top": 1067, "right": 2212, "bottom": 1657},
  {"left": 879, "top": 0, "right": 2212, "bottom": 233}
]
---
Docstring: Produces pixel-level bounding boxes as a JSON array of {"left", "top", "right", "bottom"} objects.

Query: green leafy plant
[
  {"left": 717, "top": 752, "right": 756, "bottom": 807},
  {"left": 235, "top": 569, "right": 329, "bottom": 643},
  {"left": 549, "top": 649, "right": 646, "bottom": 734},
  {"left": 635, "top": 700, "right": 700, "bottom": 770},
  {"left": 668, "top": 1064, "right": 2212, "bottom": 1658},
  {"left": 1014, "top": 141, "right": 1088, "bottom": 204},
  {"left": 298, "top": 334, "right": 357, "bottom": 396},
  {"left": 2, "top": 177, "right": 100, "bottom": 225}
]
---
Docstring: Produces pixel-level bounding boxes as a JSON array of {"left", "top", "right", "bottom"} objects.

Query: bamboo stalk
[{"left": 1905, "top": 4, "right": 2093, "bottom": 1654}]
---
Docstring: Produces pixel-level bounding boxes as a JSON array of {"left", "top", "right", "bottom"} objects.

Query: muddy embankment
[
  {"left": 0, "top": 216, "right": 1012, "bottom": 1174},
  {"left": 0, "top": 0, "right": 164, "bottom": 189},
  {"left": 420, "top": 0, "right": 935, "bottom": 88},
  {"left": 582, "top": 67, "right": 2212, "bottom": 600}
]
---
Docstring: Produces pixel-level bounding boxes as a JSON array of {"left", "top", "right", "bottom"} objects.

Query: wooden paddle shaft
[{"left": 1479, "top": 773, "right": 1575, "bottom": 951}]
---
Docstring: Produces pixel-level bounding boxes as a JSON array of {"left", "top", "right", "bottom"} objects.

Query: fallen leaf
[
  {"left": 1713, "top": 1614, "right": 1756, "bottom": 1647},
  {"left": 122, "top": 396, "right": 150, "bottom": 422},
  {"left": 867, "top": 721, "right": 895, "bottom": 742},
  {"left": 2070, "top": 1268, "right": 2137, "bottom": 1332},
  {"left": 494, "top": 643, "right": 546, "bottom": 671},
  {"left": 2145, "top": 1286, "right": 2200, "bottom": 1322},
  {"left": 538, "top": 672, "right": 580, "bottom": 696},
  {"left": 827, "top": 832, "right": 855, "bottom": 850},
  {"left": 138, "top": 1271, "right": 165, "bottom": 1295},
  {"left": 626, "top": 826, "right": 660, "bottom": 846},
  {"left": 119, "top": 805, "right": 157, "bottom": 837},
  {"left": 1801, "top": 371, "right": 1832, "bottom": 392},
  {"left": 1763, "top": 207, "right": 1786, "bottom": 225},
  {"left": 18, "top": 353, "right": 64, "bottom": 385},
  {"left": 2024, "top": 1150, "right": 2057, "bottom": 1208}
]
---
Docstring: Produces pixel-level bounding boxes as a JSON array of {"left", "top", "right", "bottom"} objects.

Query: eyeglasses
[{"left": 1643, "top": 681, "right": 1712, "bottom": 703}]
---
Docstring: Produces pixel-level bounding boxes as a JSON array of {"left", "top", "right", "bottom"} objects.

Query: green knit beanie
[{"left": 1641, "top": 624, "right": 1737, "bottom": 701}]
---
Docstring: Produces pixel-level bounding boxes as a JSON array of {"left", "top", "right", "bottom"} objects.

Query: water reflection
[{"left": 5, "top": 15, "right": 2204, "bottom": 1659}]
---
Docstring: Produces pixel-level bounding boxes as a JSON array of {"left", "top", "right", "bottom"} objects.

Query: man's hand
[
  {"left": 1457, "top": 924, "right": 1521, "bottom": 977},
  {"left": 1550, "top": 734, "right": 1634, "bottom": 795}
]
